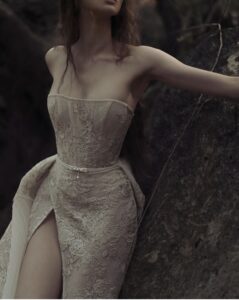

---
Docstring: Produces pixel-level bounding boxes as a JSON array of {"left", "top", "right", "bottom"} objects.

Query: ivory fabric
[{"left": 0, "top": 94, "right": 145, "bottom": 298}]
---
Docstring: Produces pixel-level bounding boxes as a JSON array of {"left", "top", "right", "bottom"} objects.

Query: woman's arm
[{"left": 140, "top": 45, "right": 239, "bottom": 101}]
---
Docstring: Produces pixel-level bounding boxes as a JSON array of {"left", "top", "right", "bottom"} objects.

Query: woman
[{"left": 0, "top": 0, "right": 239, "bottom": 298}]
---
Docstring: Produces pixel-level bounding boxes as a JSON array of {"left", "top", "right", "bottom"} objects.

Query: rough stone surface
[
  {"left": 0, "top": 3, "right": 55, "bottom": 231},
  {"left": 120, "top": 27, "right": 239, "bottom": 298}
]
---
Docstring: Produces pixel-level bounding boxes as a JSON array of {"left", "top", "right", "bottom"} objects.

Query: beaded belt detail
[{"left": 56, "top": 155, "right": 120, "bottom": 174}]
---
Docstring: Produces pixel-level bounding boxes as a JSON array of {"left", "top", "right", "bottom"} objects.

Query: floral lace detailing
[
  {"left": 0, "top": 222, "right": 12, "bottom": 298},
  {"left": 16, "top": 154, "right": 57, "bottom": 201},
  {"left": 49, "top": 162, "right": 139, "bottom": 298},
  {"left": 0, "top": 96, "right": 145, "bottom": 298},
  {"left": 47, "top": 95, "right": 133, "bottom": 168}
]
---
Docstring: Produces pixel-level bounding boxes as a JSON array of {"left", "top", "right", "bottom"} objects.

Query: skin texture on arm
[
  {"left": 44, "top": 47, "right": 58, "bottom": 78},
  {"left": 139, "top": 45, "right": 239, "bottom": 101}
]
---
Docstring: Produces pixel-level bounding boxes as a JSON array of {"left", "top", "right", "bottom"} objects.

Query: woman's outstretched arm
[{"left": 140, "top": 45, "right": 239, "bottom": 102}]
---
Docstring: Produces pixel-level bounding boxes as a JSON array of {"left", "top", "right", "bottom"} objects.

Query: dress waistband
[{"left": 56, "top": 156, "right": 120, "bottom": 174}]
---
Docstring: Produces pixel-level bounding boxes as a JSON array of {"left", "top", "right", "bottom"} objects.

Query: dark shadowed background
[{"left": 1, "top": 0, "right": 239, "bottom": 298}]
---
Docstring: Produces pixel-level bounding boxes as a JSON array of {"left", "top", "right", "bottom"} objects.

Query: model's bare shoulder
[
  {"left": 45, "top": 46, "right": 57, "bottom": 77},
  {"left": 134, "top": 45, "right": 156, "bottom": 71},
  {"left": 44, "top": 45, "right": 66, "bottom": 77},
  {"left": 129, "top": 44, "right": 157, "bottom": 80},
  {"left": 134, "top": 45, "right": 185, "bottom": 81}
]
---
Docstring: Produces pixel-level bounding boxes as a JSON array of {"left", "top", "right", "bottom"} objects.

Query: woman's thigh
[{"left": 14, "top": 209, "right": 62, "bottom": 299}]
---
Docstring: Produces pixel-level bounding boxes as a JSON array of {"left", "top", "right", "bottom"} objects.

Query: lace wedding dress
[{"left": 0, "top": 93, "right": 145, "bottom": 298}]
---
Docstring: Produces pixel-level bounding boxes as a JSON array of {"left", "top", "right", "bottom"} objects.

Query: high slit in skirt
[{"left": 0, "top": 154, "right": 145, "bottom": 298}]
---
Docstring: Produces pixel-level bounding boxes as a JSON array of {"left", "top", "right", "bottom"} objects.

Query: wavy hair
[{"left": 57, "top": 0, "right": 141, "bottom": 87}]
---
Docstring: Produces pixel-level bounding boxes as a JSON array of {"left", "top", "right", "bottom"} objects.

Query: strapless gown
[{"left": 0, "top": 93, "right": 145, "bottom": 299}]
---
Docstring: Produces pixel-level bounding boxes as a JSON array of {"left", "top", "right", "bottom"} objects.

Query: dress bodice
[{"left": 47, "top": 94, "right": 135, "bottom": 168}]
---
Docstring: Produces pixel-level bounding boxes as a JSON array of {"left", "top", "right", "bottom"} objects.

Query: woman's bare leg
[{"left": 15, "top": 210, "right": 62, "bottom": 299}]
